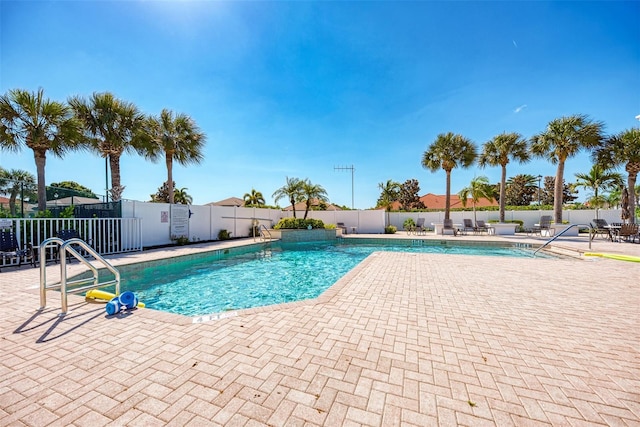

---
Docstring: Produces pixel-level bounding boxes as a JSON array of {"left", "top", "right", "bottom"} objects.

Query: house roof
[
  {"left": 389, "top": 193, "right": 498, "bottom": 210},
  {"left": 206, "top": 197, "right": 245, "bottom": 207}
]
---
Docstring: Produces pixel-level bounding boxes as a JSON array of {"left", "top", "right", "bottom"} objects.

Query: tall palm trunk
[
  {"left": 499, "top": 165, "right": 507, "bottom": 222},
  {"left": 444, "top": 170, "right": 451, "bottom": 220},
  {"left": 627, "top": 164, "right": 639, "bottom": 224},
  {"left": 554, "top": 160, "right": 565, "bottom": 224},
  {"left": 109, "top": 153, "right": 122, "bottom": 199},
  {"left": 34, "top": 150, "right": 47, "bottom": 211},
  {"left": 290, "top": 197, "right": 297, "bottom": 218},
  {"left": 166, "top": 153, "right": 174, "bottom": 204}
]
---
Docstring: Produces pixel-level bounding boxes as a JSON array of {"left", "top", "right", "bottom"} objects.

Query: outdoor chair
[
  {"left": 336, "top": 222, "right": 348, "bottom": 235},
  {"left": 475, "top": 220, "right": 488, "bottom": 234},
  {"left": 617, "top": 224, "right": 638, "bottom": 243},
  {"left": 443, "top": 219, "right": 458, "bottom": 236},
  {"left": 55, "top": 229, "right": 87, "bottom": 262},
  {"left": 591, "top": 218, "right": 612, "bottom": 240},
  {"left": 414, "top": 218, "right": 426, "bottom": 235},
  {"left": 462, "top": 219, "right": 475, "bottom": 235},
  {"left": 0, "top": 230, "right": 30, "bottom": 272},
  {"left": 531, "top": 215, "right": 554, "bottom": 237}
]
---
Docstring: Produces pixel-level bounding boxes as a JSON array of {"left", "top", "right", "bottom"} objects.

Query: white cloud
[
  {"left": 513, "top": 40, "right": 518, "bottom": 48},
  {"left": 514, "top": 104, "right": 527, "bottom": 113}
]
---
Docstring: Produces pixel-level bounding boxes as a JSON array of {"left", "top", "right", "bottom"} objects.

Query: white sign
[
  {"left": 170, "top": 205, "right": 189, "bottom": 238},
  {"left": 0, "top": 219, "right": 12, "bottom": 228}
]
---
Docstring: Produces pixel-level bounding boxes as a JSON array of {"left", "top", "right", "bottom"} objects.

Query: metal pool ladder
[
  {"left": 533, "top": 223, "right": 594, "bottom": 256},
  {"left": 39, "top": 237, "right": 120, "bottom": 315}
]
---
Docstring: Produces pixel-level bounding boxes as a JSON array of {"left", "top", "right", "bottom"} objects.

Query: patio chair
[
  {"left": 443, "top": 219, "right": 458, "bottom": 236},
  {"left": 415, "top": 218, "right": 426, "bottom": 235},
  {"left": 617, "top": 224, "right": 638, "bottom": 243},
  {"left": 530, "top": 215, "right": 554, "bottom": 237},
  {"left": 475, "top": 220, "right": 488, "bottom": 234},
  {"left": 55, "top": 229, "right": 86, "bottom": 262},
  {"left": 591, "top": 218, "right": 612, "bottom": 241},
  {"left": 0, "top": 230, "right": 29, "bottom": 272},
  {"left": 462, "top": 219, "right": 475, "bottom": 235},
  {"left": 336, "top": 222, "right": 348, "bottom": 235}
]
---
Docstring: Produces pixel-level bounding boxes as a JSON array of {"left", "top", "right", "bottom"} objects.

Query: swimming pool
[{"left": 102, "top": 239, "right": 542, "bottom": 318}]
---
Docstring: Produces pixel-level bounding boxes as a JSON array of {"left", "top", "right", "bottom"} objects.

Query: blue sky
[{"left": 1, "top": 1, "right": 639, "bottom": 208}]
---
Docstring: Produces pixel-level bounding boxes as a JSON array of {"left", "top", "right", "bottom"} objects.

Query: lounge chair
[
  {"left": 591, "top": 218, "right": 612, "bottom": 241},
  {"left": 336, "top": 222, "right": 348, "bottom": 235},
  {"left": 443, "top": 219, "right": 458, "bottom": 236},
  {"left": 530, "top": 215, "right": 554, "bottom": 237},
  {"left": 475, "top": 220, "right": 488, "bottom": 234},
  {"left": 462, "top": 219, "right": 475, "bottom": 235},
  {"left": 0, "top": 230, "right": 29, "bottom": 271}
]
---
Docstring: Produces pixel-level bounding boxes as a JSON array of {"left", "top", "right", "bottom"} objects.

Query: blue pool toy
[
  {"left": 118, "top": 291, "right": 138, "bottom": 309},
  {"left": 105, "top": 297, "right": 122, "bottom": 315}
]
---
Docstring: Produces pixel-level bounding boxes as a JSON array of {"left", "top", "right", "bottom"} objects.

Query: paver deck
[{"left": 1, "top": 233, "right": 638, "bottom": 426}]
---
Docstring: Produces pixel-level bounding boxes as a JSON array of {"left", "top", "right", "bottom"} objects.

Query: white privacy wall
[{"left": 121, "top": 200, "right": 624, "bottom": 248}]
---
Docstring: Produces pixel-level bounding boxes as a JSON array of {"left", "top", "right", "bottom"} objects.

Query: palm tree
[
  {"left": 530, "top": 114, "right": 604, "bottom": 224},
  {"left": 69, "top": 92, "right": 145, "bottom": 201},
  {"left": 173, "top": 187, "right": 193, "bottom": 205},
  {"left": 593, "top": 128, "right": 640, "bottom": 223},
  {"left": 0, "top": 88, "right": 83, "bottom": 211},
  {"left": 272, "top": 177, "right": 304, "bottom": 218},
  {"left": 301, "top": 179, "right": 329, "bottom": 219},
  {"left": 243, "top": 188, "right": 265, "bottom": 207},
  {"left": 0, "top": 169, "right": 37, "bottom": 216},
  {"left": 458, "top": 176, "right": 495, "bottom": 224},
  {"left": 574, "top": 164, "right": 624, "bottom": 214},
  {"left": 479, "top": 132, "right": 529, "bottom": 222},
  {"left": 421, "top": 132, "right": 477, "bottom": 220},
  {"left": 144, "top": 109, "right": 206, "bottom": 204},
  {"left": 377, "top": 179, "right": 400, "bottom": 225}
]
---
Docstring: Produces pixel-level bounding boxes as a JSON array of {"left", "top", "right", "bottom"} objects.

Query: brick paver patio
[{"left": 0, "top": 234, "right": 638, "bottom": 426}]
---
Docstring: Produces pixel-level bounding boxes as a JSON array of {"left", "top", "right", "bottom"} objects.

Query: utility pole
[{"left": 334, "top": 165, "right": 355, "bottom": 209}]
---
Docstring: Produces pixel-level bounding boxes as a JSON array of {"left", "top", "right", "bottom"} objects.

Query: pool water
[{"left": 112, "top": 240, "right": 538, "bottom": 317}]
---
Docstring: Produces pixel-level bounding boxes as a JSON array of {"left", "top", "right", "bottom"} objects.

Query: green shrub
[
  {"left": 384, "top": 225, "right": 397, "bottom": 234},
  {"left": 324, "top": 223, "right": 336, "bottom": 230},
  {"left": 217, "top": 229, "right": 232, "bottom": 240},
  {"left": 273, "top": 218, "right": 325, "bottom": 230},
  {"left": 403, "top": 218, "right": 415, "bottom": 230}
]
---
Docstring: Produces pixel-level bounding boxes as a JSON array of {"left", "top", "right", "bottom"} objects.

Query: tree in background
[
  {"left": 272, "top": 177, "right": 304, "bottom": 218},
  {"left": 0, "top": 168, "right": 37, "bottom": 216},
  {"left": 301, "top": 180, "right": 329, "bottom": 219},
  {"left": 397, "top": 179, "right": 425, "bottom": 211},
  {"left": 0, "top": 88, "right": 83, "bottom": 211},
  {"left": 593, "top": 127, "right": 640, "bottom": 223},
  {"left": 504, "top": 174, "right": 538, "bottom": 206},
  {"left": 143, "top": 109, "right": 206, "bottom": 204},
  {"left": 377, "top": 179, "right": 400, "bottom": 224},
  {"left": 574, "top": 164, "right": 624, "bottom": 213},
  {"left": 376, "top": 180, "right": 400, "bottom": 210},
  {"left": 458, "top": 176, "right": 495, "bottom": 224},
  {"left": 150, "top": 181, "right": 176, "bottom": 202},
  {"left": 479, "top": 132, "right": 529, "bottom": 222},
  {"left": 173, "top": 187, "right": 193, "bottom": 205},
  {"left": 49, "top": 181, "right": 98, "bottom": 199},
  {"left": 531, "top": 114, "right": 604, "bottom": 223},
  {"left": 69, "top": 92, "right": 146, "bottom": 201},
  {"left": 541, "top": 176, "right": 578, "bottom": 206},
  {"left": 422, "top": 132, "right": 477, "bottom": 219},
  {"left": 243, "top": 188, "right": 265, "bottom": 207}
]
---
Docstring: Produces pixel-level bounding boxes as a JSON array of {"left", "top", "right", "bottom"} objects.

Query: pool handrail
[
  {"left": 39, "top": 237, "right": 120, "bottom": 315},
  {"left": 533, "top": 223, "right": 594, "bottom": 257}
]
